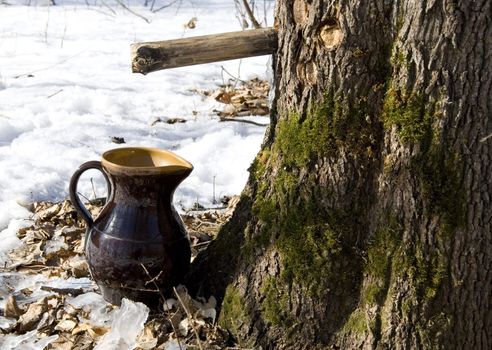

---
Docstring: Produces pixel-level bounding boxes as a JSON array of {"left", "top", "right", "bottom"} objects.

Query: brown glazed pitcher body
[{"left": 69, "top": 147, "right": 193, "bottom": 307}]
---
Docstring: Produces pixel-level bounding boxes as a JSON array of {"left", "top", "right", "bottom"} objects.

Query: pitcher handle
[{"left": 69, "top": 161, "right": 112, "bottom": 228}]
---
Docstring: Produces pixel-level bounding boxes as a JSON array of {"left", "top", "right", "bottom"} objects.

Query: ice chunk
[
  {"left": 66, "top": 292, "right": 113, "bottom": 327},
  {"left": 21, "top": 277, "right": 95, "bottom": 306},
  {"left": 0, "top": 330, "right": 58, "bottom": 350},
  {"left": 0, "top": 273, "right": 95, "bottom": 309},
  {"left": 41, "top": 277, "right": 94, "bottom": 291},
  {"left": 94, "top": 298, "right": 149, "bottom": 350}
]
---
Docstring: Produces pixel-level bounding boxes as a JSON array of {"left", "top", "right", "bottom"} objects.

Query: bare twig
[
  {"left": 221, "top": 66, "right": 246, "bottom": 84},
  {"left": 100, "top": 0, "right": 117, "bottom": 15},
  {"left": 40, "top": 286, "right": 86, "bottom": 296},
  {"left": 114, "top": 0, "right": 150, "bottom": 23},
  {"left": 152, "top": 0, "right": 180, "bottom": 13},
  {"left": 14, "top": 50, "right": 86, "bottom": 79},
  {"left": 149, "top": 0, "right": 157, "bottom": 11},
  {"left": 242, "top": 0, "right": 261, "bottom": 28},
  {"left": 90, "top": 178, "right": 97, "bottom": 199},
  {"left": 173, "top": 286, "right": 204, "bottom": 350},
  {"left": 480, "top": 133, "right": 492, "bottom": 142},
  {"left": 192, "top": 241, "right": 212, "bottom": 248},
  {"left": 263, "top": 0, "right": 269, "bottom": 26},
  {"left": 140, "top": 264, "right": 184, "bottom": 350},
  {"left": 44, "top": 5, "right": 50, "bottom": 44},
  {"left": 144, "top": 270, "right": 163, "bottom": 286},
  {"left": 219, "top": 117, "right": 268, "bottom": 126},
  {"left": 85, "top": 5, "right": 116, "bottom": 17},
  {"left": 76, "top": 191, "right": 91, "bottom": 203},
  {"left": 46, "top": 89, "right": 63, "bottom": 99}
]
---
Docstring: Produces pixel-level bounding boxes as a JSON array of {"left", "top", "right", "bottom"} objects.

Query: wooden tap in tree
[{"left": 131, "top": 28, "right": 277, "bottom": 74}]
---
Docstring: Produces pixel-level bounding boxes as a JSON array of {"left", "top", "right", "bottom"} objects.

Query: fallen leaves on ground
[
  {"left": 193, "top": 77, "right": 270, "bottom": 118},
  {"left": 1, "top": 196, "right": 241, "bottom": 349}
]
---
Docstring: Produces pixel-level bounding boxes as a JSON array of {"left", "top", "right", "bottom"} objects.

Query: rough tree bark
[{"left": 188, "top": 0, "right": 491, "bottom": 348}]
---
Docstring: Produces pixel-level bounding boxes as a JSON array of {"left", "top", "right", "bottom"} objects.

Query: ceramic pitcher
[{"left": 69, "top": 147, "right": 193, "bottom": 307}]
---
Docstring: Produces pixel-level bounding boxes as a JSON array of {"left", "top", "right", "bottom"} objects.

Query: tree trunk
[{"left": 188, "top": 0, "right": 492, "bottom": 348}]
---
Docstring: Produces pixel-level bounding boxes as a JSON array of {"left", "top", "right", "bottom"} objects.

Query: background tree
[{"left": 189, "top": 0, "right": 491, "bottom": 348}]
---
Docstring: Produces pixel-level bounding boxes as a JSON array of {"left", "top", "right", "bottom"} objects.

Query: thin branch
[
  {"left": 242, "top": 0, "right": 261, "bottom": 28},
  {"left": 90, "top": 178, "right": 98, "bottom": 199},
  {"left": 173, "top": 286, "right": 204, "bottom": 350},
  {"left": 221, "top": 66, "right": 246, "bottom": 84},
  {"left": 100, "top": 0, "right": 117, "bottom": 15},
  {"left": 40, "top": 286, "right": 86, "bottom": 296},
  {"left": 219, "top": 117, "right": 268, "bottom": 126},
  {"left": 140, "top": 264, "right": 184, "bottom": 350},
  {"left": 14, "top": 50, "right": 86, "bottom": 79},
  {"left": 114, "top": 0, "right": 150, "bottom": 23},
  {"left": 152, "top": 0, "right": 180, "bottom": 13},
  {"left": 46, "top": 89, "right": 63, "bottom": 99},
  {"left": 149, "top": 0, "right": 156, "bottom": 11},
  {"left": 480, "top": 133, "right": 492, "bottom": 142},
  {"left": 144, "top": 270, "right": 163, "bottom": 286},
  {"left": 76, "top": 191, "right": 91, "bottom": 203}
]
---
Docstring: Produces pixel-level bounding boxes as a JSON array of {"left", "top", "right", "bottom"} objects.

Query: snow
[{"left": 0, "top": 1, "right": 273, "bottom": 256}]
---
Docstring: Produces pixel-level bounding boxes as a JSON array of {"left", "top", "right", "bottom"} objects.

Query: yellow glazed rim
[{"left": 101, "top": 147, "right": 193, "bottom": 175}]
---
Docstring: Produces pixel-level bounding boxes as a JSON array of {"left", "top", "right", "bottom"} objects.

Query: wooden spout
[{"left": 131, "top": 28, "right": 278, "bottom": 74}]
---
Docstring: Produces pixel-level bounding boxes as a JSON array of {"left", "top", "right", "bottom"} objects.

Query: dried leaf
[
  {"left": 111, "top": 136, "right": 125, "bottom": 144},
  {"left": 55, "top": 319, "right": 77, "bottom": 332},
  {"left": 200, "top": 78, "right": 270, "bottom": 117},
  {"left": 35, "top": 203, "right": 62, "bottom": 222},
  {"left": 68, "top": 257, "right": 90, "bottom": 278},
  {"left": 4, "top": 295, "right": 23, "bottom": 318},
  {"left": 49, "top": 336, "right": 76, "bottom": 350},
  {"left": 43, "top": 239, "right": 70, "bottom": 259},
  {"left": 184, "top": 17, "right": 197, "bottom": 29},
  {"left": 18, "top": 297, "right": 48, "bottom": 332},
  {"left": 136, "top": 324, "right": 158, "bottom": 349},
  {"left": 36, "top": 308, "right": 56, "bottom": 332},
  {"left": 215, "top": 91, "right": 234, "bottom": 104},
  {"left": 72, "top": 323, "right": 108, "bottom": 339},
  {"left": 178, "top": 318, "right": 190, "bottom": 336},
  {"left": 16, "top": 226, "right": 31, "bottom": 239}
]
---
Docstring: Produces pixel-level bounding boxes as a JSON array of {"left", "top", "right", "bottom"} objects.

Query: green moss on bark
[
  {"left": 260, "top": 277, "right": 292, "bottom": 326},
  {"left": 382, "top": 83, "right": 465, "bottom": 305},
  {"left": 219, "top": 285, "right": 250, "bottom": 334},
  {"left": 244, "top": 91, "right": 371, "bottom": 308},
  {"left": 276, "top": 205, "right": 357, "bottom": 297},
  {"left": 362, "top": 219, "right": 403, "bottom": 306},
  {"left": 382, "top": 88, "right": 433, "bottom": 143},
  {"left": 341, "top": 309, "right": 368, "bottom": 335},
  {"left": 274, "top": 91, "right": 374, "bottom": 169}
]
